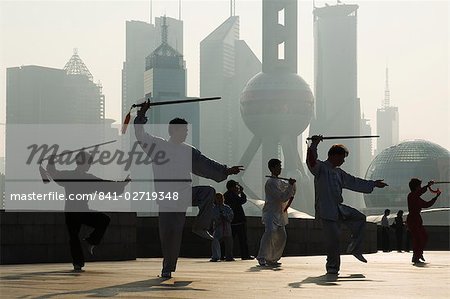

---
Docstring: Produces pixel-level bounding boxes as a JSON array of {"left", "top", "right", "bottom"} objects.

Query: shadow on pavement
[
  {"left": 246, "top": 265, "right": 283, "bottom": 272},
  {"left": 31, "top": 277, "right": 206, "bottom": 298},
  {"left": 0, "top": 270, "right": 87, "bottom": 280},
  {"left": 289, "top": 273, "right": 373, "bottom": 287}
]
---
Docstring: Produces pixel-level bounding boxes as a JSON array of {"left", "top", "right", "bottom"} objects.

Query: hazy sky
[{"left": 0, "top": 0, "right": 449, "bottom": 157}]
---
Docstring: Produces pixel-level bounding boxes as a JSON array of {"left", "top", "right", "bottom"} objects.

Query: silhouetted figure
[
  {"left": 405, "top": 225, "right": 412, "bottom": 252},
  {"left": 210, "top": 193, "right": 234, "bottom": 262},
  {"left": 381, "top": 209, "right": 391, "bottom": 252},
  {"left": 257, "top": 159, "right": 296, "bottom": 267},
  {"left": 306, "top": 135, "right": 387, "bottom": 275},
  {"left": 406, "top": 179, "right": 441, "bottom": 264},
  {"left": 134, "top": 102, "right": 243, "bottom": 278},
  {"left": 224, "top": 180, "right": 254, "bottom": 260},
  {"left": 46, "top": 152, "right": 130, "bottom": 272},
  {"left": 391, "top": 210, "right": 405, "bottom": 252}
]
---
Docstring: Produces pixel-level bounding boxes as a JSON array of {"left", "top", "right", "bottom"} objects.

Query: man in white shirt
[
  {"left": 306, "top": 135, "right": 387, "bottom": 275},
  {"left": 134, "top": 102, "right": 243, "bottom": 278},
  {"left": 257, "top": 158, "right": 296, "bottom": 267}
]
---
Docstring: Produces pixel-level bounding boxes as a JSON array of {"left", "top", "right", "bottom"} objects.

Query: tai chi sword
[
  {"left": 306, "top": 135, "right": 380, "bottom": 140},
  {"left": 38, "top": 140, "right": 117, "bottom": 184},
  {"left": 122, "top": 96, "right": 221, "bottom": 134}
]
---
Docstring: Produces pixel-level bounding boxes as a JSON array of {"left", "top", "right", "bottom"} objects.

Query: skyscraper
[
  {"left": 143, "top": 16, "right": 199, "bottom": 147},
  {"left": 360, "top": 113, "right": 373, "bottom": 176},
  {"left": 376, "top": 67, "right": 399, "bottom": 154},
  {"left": 200, "top": 15, "right": 261, "bottom": 170},
  {"left": 122, "top": 17, "right": 183, "bottom": 121},
  {"left": 311, "top": 3, "right": 361, "bottom": 177},
  {"left": 6, "top": 50, "right": 104, "bottom": 124}
]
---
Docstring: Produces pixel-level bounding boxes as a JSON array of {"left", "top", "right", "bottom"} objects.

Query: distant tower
[
  {"left": 121, "top": 17, "right": 182, "bottom": 122},
  {"left": 376, "top": 66, "right": 399, "bottom": 153},
  {"left": 64, "top": 48, "right": 105, "bottom": 122},
  {"left": 311, "top": 4, "right": 361, "bottom": 175},
  {"left": 360, "top": 113, "right": 373, "bottom": 175},
  {"left": 200, "top": 14, "right": 261, "bottom": 177},
  {"left": 144, "top": 16, "right": 199, "bottom": 146},
  {"left": 239, "top": 0, "right": 314, "bottom": 211},
  {"left": 6, "top": 49, "right": 104, "bottom": 124}
]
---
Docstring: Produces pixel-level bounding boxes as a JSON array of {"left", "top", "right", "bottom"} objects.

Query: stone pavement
[{"left": 1, "top": 251, "right": 449, "bottom": 298}]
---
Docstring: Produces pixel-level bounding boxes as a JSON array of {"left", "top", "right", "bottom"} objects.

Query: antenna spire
[
  {"left": 150, "top": 0, "right": 153, "bottom": 24},
  {"left": 384, "top": 65, "right": 391, "bottom": 108},
  {"left": 161, "top": 15, "right": 168, "bottom": 45},
  {"left": 230, "top": 0, "right": 236, "bottom": 17}
]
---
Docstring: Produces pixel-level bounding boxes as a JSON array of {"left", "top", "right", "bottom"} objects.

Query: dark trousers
[
  {"left": 212, "top": 235, "right": 233, "bottom": 260},
  {"left": 158, "top": 186, "right": 215, "bottom": 273},
  {"left": 322, "top": 205, "right": 366, "bottom": 273},
  {"left": 408, "top": 223, "right": 428, "bottom": 260},
  {"left": 395, "top": 229, "right": 403, "bottom": 252},
  {"left": 231, "top": 223, "right": 251, "bottom": 258},
  {"left": 65, "top": 212, "right": 110, "bottom": 267},
  {"left": 382, "top": 227, "right": 390, "bottom": 252}
]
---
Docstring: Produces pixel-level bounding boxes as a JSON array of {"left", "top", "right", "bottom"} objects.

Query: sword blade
[
  {"left": 307, "top": 135, "right": 380, "bottom": 140},
  {"left": 149, "top": 97, "right": 221, "bottom": 107},
  {"left": 40, "top": 140, "right": 117, "bottom": 162}
]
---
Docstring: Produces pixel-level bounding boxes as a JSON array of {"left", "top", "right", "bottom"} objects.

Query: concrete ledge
[{"left": 136, "top": 216, "right": 378, "bottom": 258}]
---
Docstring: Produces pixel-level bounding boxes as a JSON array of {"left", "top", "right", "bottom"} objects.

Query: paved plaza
[{"left": 1, "top": 251, "right": 449, "bottom": 298}]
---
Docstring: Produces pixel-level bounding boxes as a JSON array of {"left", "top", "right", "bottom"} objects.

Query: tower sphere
[{"left": 240, "top": 72, "right": 314, "bottom": 137}]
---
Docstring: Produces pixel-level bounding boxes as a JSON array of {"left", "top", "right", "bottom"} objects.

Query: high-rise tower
[
  {"left": 239, "top": 0, "right": 314, "bottom": 212},
  {"left": 6, "top": 49, "right": 104, "bottom": 124},
  {"left": 144, "top": 16, "right": 199, "bottom": 146},
  {"left": 121, "top": 17, "right": 182, "bottom": 122},
  {"left": 311, "top": 3, "right": 361, "bottom": 176},
  {"left": 376, "top": 67, "right": 399, "bottom": 153},
  {"left": 200, "top": 14, "right": 261, "bottom": 172}
]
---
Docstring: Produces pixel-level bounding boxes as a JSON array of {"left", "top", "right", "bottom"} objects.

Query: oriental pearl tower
[{"left": 239, "top": 0, "right": 314, "bottom": 213}]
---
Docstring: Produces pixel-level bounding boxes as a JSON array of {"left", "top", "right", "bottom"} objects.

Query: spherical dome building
[{"left": 364, "top": 140, "right": 450, "bottom": 213}]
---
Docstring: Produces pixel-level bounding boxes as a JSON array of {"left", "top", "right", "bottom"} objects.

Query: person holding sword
[
  {"left": 406, "top": 178, "right": 441, "bottom": 264},
  {"left": 133, "top": 100, "right": 244, "bottom": 278},
  {"left": 256, "top": 158, "right": 296, "bottom": 267},
  {"left": 306, "top": 135, "right": 388, "bottom": 275}
]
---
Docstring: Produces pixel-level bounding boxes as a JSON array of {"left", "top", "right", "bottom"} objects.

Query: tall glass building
[{"left": 364, "top": 140, "right": 450, "bottom": 214}]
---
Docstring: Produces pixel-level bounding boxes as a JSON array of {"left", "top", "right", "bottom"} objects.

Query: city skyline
[{"left": 0, "top": 0, "right": 448, "bottom": 158}]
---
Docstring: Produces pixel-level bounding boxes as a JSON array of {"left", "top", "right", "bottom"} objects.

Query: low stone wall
[
  {"left": 0, "top": 211, "right": 136, "bottom": 264},
  {"left": 137, "top": 216, "right": 378, "bottom": 258},
  {"left": 0, "top": 212, "right": 381, "bottom": 264},
  {"left": 376, "top": 225, "right": 450, "bottom": 251}
]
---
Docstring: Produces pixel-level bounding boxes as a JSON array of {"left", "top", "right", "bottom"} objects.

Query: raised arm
[
  {"left": 133, "top": 101, "right": 159, "bottom": 154},
  {"left": 45, "top": 155, "right": 65, "bottom": 186},
  {"left": 306, "top": 135, "right": 323, "bottom": 176}
]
